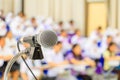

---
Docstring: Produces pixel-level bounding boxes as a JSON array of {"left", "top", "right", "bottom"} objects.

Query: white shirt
[
  {"left": 0, "top": 46, "right": 13, "bottom": 56},
  {"left": 0, "top": 46, "right": 13, "bottom": 67},
  {"left": 23, "top": 26, "right": 40, "bottom": 36},
  {"left": 20, "top": 59, "right": 41, "bottom": 80},
  {"left": 10, "top": 16, "right": 25, "bottom": 38},
  {"left": 0, "top": 20, "right": 7, "bottom": 36},
  {"left": 85, "top": 41, "right": 102, "bottom": 59},
  {"left": 5, "top": 38, "right": 16, "bottom": 48},
  {"left": 58, "top": 36, "right": 71, "bottom": 53},
  {"left": 71, "top": 35, "right": 87, "bottom": 49},
  {"left": 46, "top": 50, "right": 64, "bottom": 63},
  {"left": 46, "top": 50, "right": 65, "bottom": 77},
  {"left": 5, "top": 38, "right": 17, "bottom": 56}
]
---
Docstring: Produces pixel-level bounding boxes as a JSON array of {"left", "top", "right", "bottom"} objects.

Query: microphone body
[
  {"left": 20, "top": 30, "right": 58, "bottom": 48},
  {"left": 19, "top": 30, "right": 58, "bottom": 60}
]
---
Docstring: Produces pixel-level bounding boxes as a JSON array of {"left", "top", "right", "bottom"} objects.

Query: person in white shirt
[
  {"left": 85, "top": 38, "right": 101, "bottom": 60},
  {"left": 46, "top": 41, "right": 68, "bottom": 79},
  {"left": 114, "top": 31, "right": 120, "bottom": 47},
  {"left": 0, "top": 35, "right": 14, "bottom": 80},
  {"left": 100, "top": 35, "right": 113, "bottom": 53},
  {"left": 5, "top": 31, "right": 21, "bottom": 80},
  {"left": 23, "top": 17, "right": 41, "bottom": 36},
  {"left": 20, "top": 58, "right": 42, "bottom": 80},
  {"left": 53, "top": 21, "right": 64, "bottom": 33},
  {"left": 10, "top": 12, "right": 26, "bottom": 39},
  {"left": 0, "top": 20, "right": 7, "bottom": 36},
  {"left": 58, "top": 30, "right": 71, "bottom": 54},
  {"left": 20, "top": 43, "right": 42, "bottom": 80},
  {"left": 5, "top": 12, "right": 14, "bottom": 25},
  {"left": 89, "top": 26, "right": 103, "bottom": 43},
  {"left": 71, "top": 29, "right": 86, "bottom": 49},
  {"left": 64, "top": 20, "right": 76, "bottom": 34},
  {"left": 5, "top": 31, "right": 17, "bottom": 51}
]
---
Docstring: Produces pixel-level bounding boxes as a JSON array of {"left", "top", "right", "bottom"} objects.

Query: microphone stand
[
  {"left": 4, "top": 45, "right": 44, "bottom": 80},
  {"left": 4, "top": 50, "right": 28, "bottom": 80}
]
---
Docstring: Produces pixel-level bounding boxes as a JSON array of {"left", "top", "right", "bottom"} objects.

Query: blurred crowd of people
[{"left": 1, "top": 10, "right": 120, "bottom": 80}]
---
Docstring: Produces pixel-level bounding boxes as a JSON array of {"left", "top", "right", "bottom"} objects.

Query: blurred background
[
  {"left": 0, "top": 0, "right": 120, "bottom": 80},
  {"left": 0, "top": 0, "right": 114, "bottom": 35}
]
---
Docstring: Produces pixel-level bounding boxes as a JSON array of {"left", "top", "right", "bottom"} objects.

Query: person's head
[
  {"left": 60, "top": 29, "right": 67, "bottom": 37},
  {"left": 107, "top": 35, "right": 113, "bottom": 44},
  {"left": 69, "top": 20, "right": 74, "bottom": 25},
  {"left": 5, "top": 31, "right": 13, "bottom": 39},
  {"left": 18, "top": 12, "right": 25, "bottom": 17},
  {"left": 97, "top": 26, "right": 102, "bottom": 33},
  {"left": 0, "top": 10, "right": 4, "bottom": 16},
  {"left": 108, "top": 42, "right": 117, "bottom": 52},
  {"left": 31, "top": 17, "right": 36, "bottom": 23},
  {"left": 18, "top": 12, "right": 26, "bottom": 22},
  {"left": 72, "top": 44, "right": 82, "bottom": 56},
  {"left": 0, "top": 36, "right": 5, "bottom": 47},
  {"left": 31, "top": 17, "right": 37, "bottom": 28},
  {"left": 75, "top": 29, "right": 81, "bottom": 36},
  {"left": 58, "top": 21, "right": 63, "bottom": 27},
  {"left": 53, "top": 41, "right": 62, "bottom": 53}
]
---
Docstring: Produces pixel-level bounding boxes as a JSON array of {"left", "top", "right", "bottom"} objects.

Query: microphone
[
  {"left": 19, "top": 30, "right": 58, "bottom": 60},
  {"left": 20, "top": 30, "right": 58, "bottom": 48}
]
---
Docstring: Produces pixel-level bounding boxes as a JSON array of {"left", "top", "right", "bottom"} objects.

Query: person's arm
[
  {"left": 66, "top": 54, "right": 87, "bottom": 65},
  {"left": 0, "top": 54, "right": 13, "bottom": 61},
  {"left": 84, "top": 58, "right": 96, "bottom": 67},
  {"left": 105, "top": 56, "right": 120, "bottom": 61},
  {"left": 104, "top": 51, "right": 120, "bottom": 61},
  {"left": 56, "top": 60, "right": 69, "bottom": 66},
  {"left": 69, "top": 58, "right": 87, "bottom": 65},
  {"left": 21, "top": 73, "right": 28, "bottom": 80},
  {"left": 48, "top": 60, "right": 69, "bottom": 68}
]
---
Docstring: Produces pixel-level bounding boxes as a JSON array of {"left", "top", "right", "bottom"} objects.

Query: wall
[
  {"left": 24, "top": 0, "right": 86, "bottom": 33},
  {"left": 0, "top": 0, "right": 22, "bottom": 15},
  {"left": 1, "top": 0, "right": 120, "bottom": 34}
]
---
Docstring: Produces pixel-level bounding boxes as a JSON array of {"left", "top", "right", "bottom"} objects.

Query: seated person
[
  {"left": 20, "top": 43, "right": 42, "bottom": 80},
  {"left": 103, "top": 42, "right": 120, "bottom": 70},
  {"left": 101, "top": 35, "right": 113, "bottom": 53},
  {"left": 103, "top": 42, "right": 120, "bottom": 80},
  {"left": 71, "top": 29, "right": 86, "bottom": 49},
  {"left": 65, "top": 44, "right": 95, "bottom": 80},
  {"left": 58, "top": 29, "right": 71, "bottom": 54},
  {"left": 45, "top": 41, "right": 68, "bottom": 79},
  {"left": 0, "top": 35, "right": 15, "bottom": 80}
]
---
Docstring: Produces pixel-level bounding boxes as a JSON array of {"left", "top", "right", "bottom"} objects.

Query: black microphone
[{"left": 19, "top": 30, "right": 58, "bottom": 59}]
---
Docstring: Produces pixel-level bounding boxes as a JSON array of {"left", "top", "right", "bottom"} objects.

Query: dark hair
[
  {"left": 5, "top": 31, "right": 11, "bottom": 37},
  {"left": 107, "top": 35, "right": 112, "bottom": 39},
  {"left": 60, "top": 29, "right": 66, "bottom": 34},
  {"left": 97, "top": 26, "right": 102, "bottom": 30},
  {"left": 58, "top": 21, "right": 63, "bottom": 25},
  {"left": 18, "top": 12, "right": 25, "bottom": 16},
  {"left": 72, "top": 44, "right": 82, "bottom": 60},
  {"left": 31, "top": 17, "right": 36, "bottom": 20},
  {"left": 107, "top": 42, "right": 116, "bottom": 51},
  {"left": 69, "top": 20, "right": 74, "bottom": 24},
  {"left": 0, "top": 36, "right": 5, "bottom": 40},
  {"left": 56, "top": 41, "right": 62, "bottom": 45},
  {"left": 72, "top": 44, "right": 79, "bottom": 50},
  {"left": 75, "top": 29, "right": 80, "bottom": 34}
]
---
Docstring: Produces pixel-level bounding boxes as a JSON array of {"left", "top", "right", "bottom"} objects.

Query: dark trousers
[
  {"left": 41, "top": 76, "right": 56, "bottom": 80},
  {"left": 77, "top": 74, "right": 92, "bottom": 80}
]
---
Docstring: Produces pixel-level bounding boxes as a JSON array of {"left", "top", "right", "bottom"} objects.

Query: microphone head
[{"left": 37, "top": 30, "right": 58, "bottom": 48}]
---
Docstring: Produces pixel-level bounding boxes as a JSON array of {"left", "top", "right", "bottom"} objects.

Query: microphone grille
[{"left": 38, "top": 30, "right": 58, "bottom": 48}]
